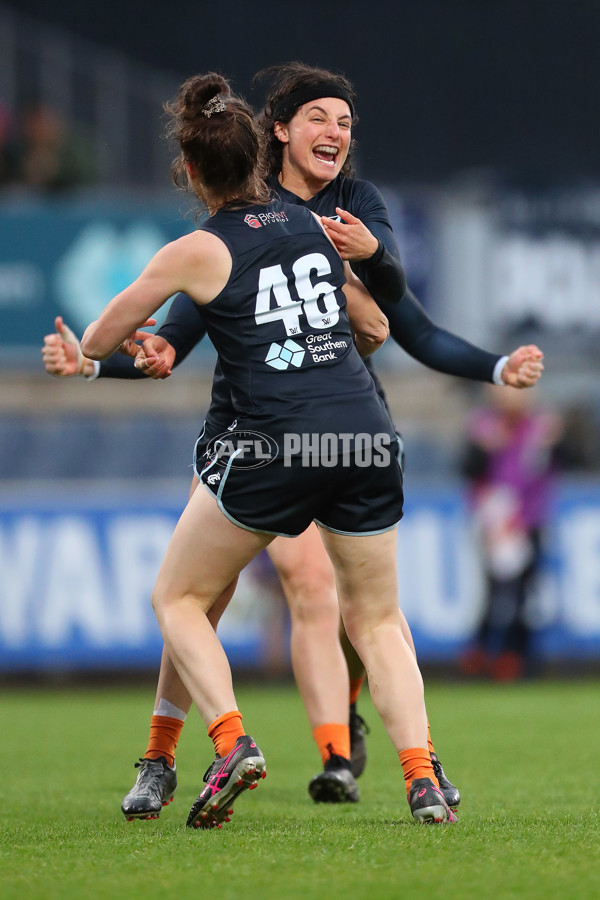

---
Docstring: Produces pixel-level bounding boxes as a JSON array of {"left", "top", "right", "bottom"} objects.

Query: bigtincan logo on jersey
[{"left": 245, "top": 210, "right": 289, "bottom": 228}]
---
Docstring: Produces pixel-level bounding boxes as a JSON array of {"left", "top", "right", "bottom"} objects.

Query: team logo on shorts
[
  {"left": 244, "top": 213, "right": 262, "bottom": 229},
  {"left": 204, "top": 430, "right": 279, "bottom": 469}
]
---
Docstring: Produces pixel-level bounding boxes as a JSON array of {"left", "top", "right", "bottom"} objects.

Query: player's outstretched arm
[
  {"left": 131, "top": 292, "right": 209, "bottom": 378},
  {"left": 499, "top": 345, "right": 544, "bottom": 388},
  {"left": 82, "top": 232, "right": 229, "bottom": 361},
  {"left": 99, "top": 291, "right": 206, "bottom": 379},
  {"left": 41, "top": 316, "right": 176, "bottom": 380},
  {"left": 319, "top": 202, "right": 544, "bottom": 386},
  {"left": 383, "top": 289, "right": 503, "bottom": 382},
  {"left": 43, "top": 295, "right": 208, "bottom": 382},
  {"left": 329, "top": 182, "right": 518, "bottom": 383}
]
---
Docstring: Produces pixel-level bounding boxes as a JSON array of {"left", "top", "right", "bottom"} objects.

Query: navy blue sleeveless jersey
[
  {"left": 200, "top": 178, "right": 396, "bottom": 441},
  {"left": 197, "top": 199, "right": 394, "bottom": 455}
]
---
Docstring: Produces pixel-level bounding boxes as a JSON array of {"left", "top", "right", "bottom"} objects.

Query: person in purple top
[{"left": 460, "top": 386, "right": 563, "bottom": 681}]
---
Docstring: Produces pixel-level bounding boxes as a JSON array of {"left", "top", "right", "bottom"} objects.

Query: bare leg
[
  {"left": 319, "top": 526, "right": 428, "bottom": 752},
  {"left": 152, "top": 486, "right": 272, "bottom": 726},
  {"left": 339, "top": 606, "right": 418, "bottom": 683},
  {"left": 121, "top": 479, "right": 249, "bottom": 820},
  {"left": 152, "top": 580, "right": 238, "bottom": 713},
  {"left": 267, "top": 523, "right": 348, "bottom": 731},
  {"left": 152, "top": 476, "right": 238, "bottom": 714},
  {"left": 339, "top": 620, "right": 365, "bottom": 682}
]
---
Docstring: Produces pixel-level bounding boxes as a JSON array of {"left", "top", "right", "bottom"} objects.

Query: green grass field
[{"left": 1, "top": 680, "right": 599, "bottom": 899}]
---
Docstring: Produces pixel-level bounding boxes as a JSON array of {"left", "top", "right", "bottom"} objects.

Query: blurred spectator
[
  {"left": 2, "top": 101, "right": 96, "bottom": 192},
  {"left": 0, "top": 101, "right": 16, "bottom": 185},
  {"left": 458, "top": 386, "right": 567, "bottom": 682}
]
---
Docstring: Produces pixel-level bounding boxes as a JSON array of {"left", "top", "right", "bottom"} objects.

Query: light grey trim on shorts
[
  {"left": 314, "top": 516, "right": 402, "bottom": 536},
  {"left": 192, "top": 424, "right": 207, "bottom": 479}
]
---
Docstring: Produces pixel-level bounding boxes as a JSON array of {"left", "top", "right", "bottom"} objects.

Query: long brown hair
[{"left": 165, "top": 72, "right": 270, "bottom": 208}]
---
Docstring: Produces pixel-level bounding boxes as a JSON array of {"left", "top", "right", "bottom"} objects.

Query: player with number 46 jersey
[
  {"left": 198, "top": 199, "right": 395, "bottom": 457},
  {"left": 193, "top": 196, "right": 402, "bottom": 537}
]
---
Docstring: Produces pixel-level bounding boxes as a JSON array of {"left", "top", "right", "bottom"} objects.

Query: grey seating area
[{"left": 0, "top": 414, "right": 199, "bottom": 480}]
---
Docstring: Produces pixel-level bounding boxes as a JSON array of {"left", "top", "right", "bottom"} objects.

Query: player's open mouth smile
[{"left": 313, "top": 145, "right": 339, "bottom": 167}]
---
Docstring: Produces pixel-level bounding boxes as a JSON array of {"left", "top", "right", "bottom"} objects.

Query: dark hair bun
[
  {"left": 181, "top": 73, "right": 232, "bottom": 118},
  {"left": 166, "top": 70, "right": 269, "bottom": 207}
]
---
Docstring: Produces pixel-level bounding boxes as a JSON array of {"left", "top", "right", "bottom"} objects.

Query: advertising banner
[{"left": 1, "top": 480, "right": 599, "bottom": 671}]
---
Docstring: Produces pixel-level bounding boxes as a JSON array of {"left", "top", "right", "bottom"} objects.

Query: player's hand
[
  {"left": 501, "top": 345, "right": 544, "bottom": 388},
  {"left": 321, "top": 208, "right": 379, "bottom": 260},
  {"left": 116, "top": 319, "right": 157, "bottom": 360},
  {"left": 133, "top": 334, "right": 176, "bottom": 379},
  {"left": 41, "top": 315, "right": 89, "bottom": 377}
]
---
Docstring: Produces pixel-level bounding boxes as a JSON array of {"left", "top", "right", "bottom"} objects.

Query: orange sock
[
  {"left": 349, "top": 675, "right": 366, "bottom": 706},
  {"left": 145, "top": 715, "right": 185, "bottom": 767},
  {"left": 312, "top": 723, "right": 351, "bottom": 764},
  {"left": 427, "top": 722, "right": 435, "bottom": 756},
  {"left": 398, "top": 747, "right": 439, "bottom": 794},
  {"left": 207, "top": 710, "right": 244, "bottom": 759}
]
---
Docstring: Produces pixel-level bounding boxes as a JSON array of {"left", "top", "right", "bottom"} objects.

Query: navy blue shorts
[{"left": 194, "top": 430, "right": 404, "bottom": 538}]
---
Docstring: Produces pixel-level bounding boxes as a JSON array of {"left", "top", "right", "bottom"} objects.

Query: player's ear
[{"left": 274, "top": 121, "right": 289, "bottom": 144}]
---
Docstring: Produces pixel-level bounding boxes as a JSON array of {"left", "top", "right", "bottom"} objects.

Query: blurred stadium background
[{"left": 1, "top": 0, "right": 599, "bottom": 681}]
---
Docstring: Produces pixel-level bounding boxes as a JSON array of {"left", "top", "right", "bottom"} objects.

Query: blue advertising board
[
  {"left": 0, "top": 197, "right": 207, "bottom": 364},
  {"left": 1, "top": 480, "right": 599, "bottom": 671}
]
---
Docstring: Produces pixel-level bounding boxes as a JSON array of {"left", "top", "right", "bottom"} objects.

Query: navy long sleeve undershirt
[
  {"left": 381, "top": 289, "right": 500, "bottom": 381},
  {"left": 350, "top": 194, "right": 500, "bottom": 382}
]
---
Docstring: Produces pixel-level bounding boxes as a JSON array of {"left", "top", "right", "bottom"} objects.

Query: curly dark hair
[
  {"left": 165, "top": 72, "right": 270, "bottom": 208},
  {"left": 253, "top": 62, "right": 358, "bottom": 179}
]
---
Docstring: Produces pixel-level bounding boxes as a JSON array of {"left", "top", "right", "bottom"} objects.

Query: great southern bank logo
[{"left": 265, "top": 339, "right": 305, "bottom": 370}]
